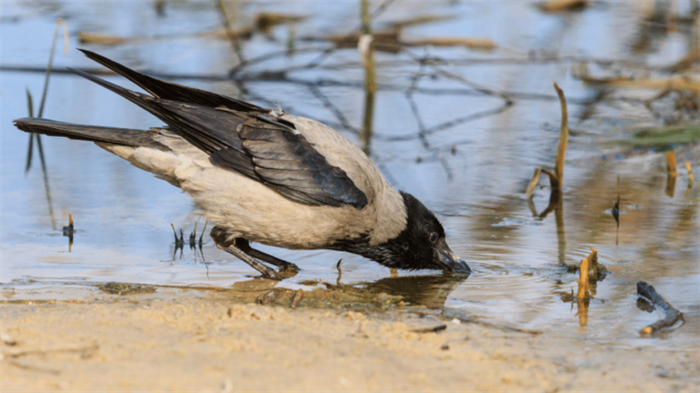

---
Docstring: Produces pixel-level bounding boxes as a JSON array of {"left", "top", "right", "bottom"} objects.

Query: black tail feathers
[{"left": 13, "top": 118, "right": 167, "bottom": 150}]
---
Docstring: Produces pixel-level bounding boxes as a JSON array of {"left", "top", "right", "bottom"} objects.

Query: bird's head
[{"left": 373, "top": 192, "right": 471, "bottom": 274}]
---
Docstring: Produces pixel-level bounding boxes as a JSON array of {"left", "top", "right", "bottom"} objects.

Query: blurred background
[{"left": 1, "top": 0, "right": 698, "bottom": 346}]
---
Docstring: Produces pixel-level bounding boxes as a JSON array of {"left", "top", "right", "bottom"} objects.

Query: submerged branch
[{"left": 637, "top": 281, "right": 684, "bottom": 336}]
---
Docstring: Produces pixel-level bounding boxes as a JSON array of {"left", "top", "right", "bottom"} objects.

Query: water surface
[{"left": 1, "top": 0, "right": 698, "bottom": 351}]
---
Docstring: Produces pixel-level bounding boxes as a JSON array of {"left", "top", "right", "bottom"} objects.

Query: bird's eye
[{"left": 429, "top": 232, "right": 438, "bottom": 244}]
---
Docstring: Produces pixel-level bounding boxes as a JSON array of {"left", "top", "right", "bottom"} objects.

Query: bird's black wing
[
  {"left": 213, "top": 115, "right": 368, "bottom": 208},
  {"left": 70, "top": 63, "right": 367, "bottom": 209},
  {"left": 78, "top": 48, "right": 265, "bottom": 113}
]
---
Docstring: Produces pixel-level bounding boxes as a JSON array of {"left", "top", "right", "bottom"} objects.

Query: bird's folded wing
[{"left": 69, "top": 59, "right": 368, "bottom": 209}]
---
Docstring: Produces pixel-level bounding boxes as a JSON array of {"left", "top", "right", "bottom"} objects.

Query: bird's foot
[
  {"left": 216, "top": 242, "right": 281, "bottom": 280},
  {"left": 210, "top": 226, "right": 286, "bottom": 280}
]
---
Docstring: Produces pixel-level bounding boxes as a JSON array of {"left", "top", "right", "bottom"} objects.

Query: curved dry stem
[
  {"left": 552, "top": 82, "right": 568, "bottom": 190},
  {"left": 38, "top": 18, "right": 69, "bottom": 118},
  {"left": 526, "top": 167, "right": 542, "bottom": 199}
]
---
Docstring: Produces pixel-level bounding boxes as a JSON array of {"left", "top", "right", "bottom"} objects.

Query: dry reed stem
[
  {"left": 587, "top": 247, "right": 598, "bottom": 268},
  {"left": 525, "top": 83, "right": 567, "bottom": 198},
  {"left": 403, "top": 37, "right": 496, "bottom": 50},
  {"left": 576, "top": 257, "right": 590, "bottom": 299},
  {"left": 526, "top": 167, "right": 542, "bottom": 199},
  {"left": 666, "top": 151, "right": 678, "bottom": 176},
  {"left": 78, "top": 32, "right": 128, "bottom": 45},
  {"left": 553, "top": 82, "right": 568, "bottom": 190},
  {"left": 216, "top": 0, "right": 244, "bottom": 63},
  {"left": 38, "top": 18, "right": 69, "bottom": 119},
  {"left": 582, "top": 76, "right": 700, "bottom": 93},
  {"left": 540, "top": 168, "right": 558, "bottom": 187},
  {"left": 575, "top": 255, "right": 590, "bottom": 327},
  {"left": 360, "top": 0, "right": 376, "bottom": 153}
]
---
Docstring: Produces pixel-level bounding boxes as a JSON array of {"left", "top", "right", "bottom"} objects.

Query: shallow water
[{"left": 1, "top": 1, "right": 698, "bottom": 350}]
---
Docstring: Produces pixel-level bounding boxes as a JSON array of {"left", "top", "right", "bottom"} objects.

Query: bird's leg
[
  {"left": 210, "top": 226, "right": 280, "bottom": 280},
  {"left": 234, "top": 238, "right": 300, "bottom": 272}
]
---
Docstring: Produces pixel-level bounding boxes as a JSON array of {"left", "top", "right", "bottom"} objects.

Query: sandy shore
[{"left": 1, "top": 285, "right": 698, "bottom": 392}]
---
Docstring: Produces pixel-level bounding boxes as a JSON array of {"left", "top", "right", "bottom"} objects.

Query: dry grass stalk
[
  {"left": 537, "top": 0, "right": 588, "bottom": 12},
  {"left": 525, "top": 83, "right": 569, "bottom": 198},
  {"left": 587, "top": 247, "right": 598, "bottom": 268},
  {"left": 360, "top": 0, "right": 376, "bottom": 153},
  {"left": 582, "top": 76, "right": 700, "bottom": 93},
  {"left": 575, "top": 255, "right": 590, "bottom": 327},
  {"left": 576, "top": 257, "right": 590, "bottom": 299},
  {"left": 552, "top": 82, "right": 569, "bottom": 190},
  {"left": 387, "top": 15, "right": 454, "bottom": 28},
  {"left": 78, "top": 32, "right": 129, "bottom": 45},
  {"left": 666, "top": 151, "right": 678, "bottom": 176},
  {"left": 525, "top": 168, "right": 542, "bottom": 199},
  {"left": 216, "top": 0, "right": 244, "bottom": 63},
  {"left": 403, "top": 37, "right": 496, "bottom": 51}
]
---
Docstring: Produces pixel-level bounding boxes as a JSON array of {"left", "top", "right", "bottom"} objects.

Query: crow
[{"left": 14, "top": 49, "right": 471, "bottom": 279}]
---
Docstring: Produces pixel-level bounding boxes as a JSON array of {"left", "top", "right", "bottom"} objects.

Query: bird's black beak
[{"left": 436, "top": 248, "right": 471, "bottom": 275}]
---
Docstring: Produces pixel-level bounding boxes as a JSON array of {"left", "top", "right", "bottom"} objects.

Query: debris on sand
[
  {"left": 99, "top": 282, "right": 156, "bottom": 296},
  {"left": 290, "top": 289, "right": 304, "bottom": 308}
]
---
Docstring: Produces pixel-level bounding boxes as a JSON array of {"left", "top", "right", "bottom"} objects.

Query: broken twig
[{"left": 637, "top": 281, "right": 684, "bottom": 336}]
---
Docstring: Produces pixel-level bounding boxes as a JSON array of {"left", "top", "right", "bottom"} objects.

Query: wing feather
[{"left": 73, "top": 52, "right": 368, "bottom": 209}]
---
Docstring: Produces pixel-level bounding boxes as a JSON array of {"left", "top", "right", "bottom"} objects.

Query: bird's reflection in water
[
  {"left": 226, "top": 272, "right": 469, "bottom": 309},
  {"left": 362, "top": 273, "right": 469, "bottom": 309}
]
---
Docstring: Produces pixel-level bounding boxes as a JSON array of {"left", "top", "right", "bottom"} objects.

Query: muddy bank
[{"left": 2, "top": 287, "right": 698, "bottom": 392}]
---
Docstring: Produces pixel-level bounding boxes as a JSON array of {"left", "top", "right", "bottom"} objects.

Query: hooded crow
[{"left": 14, "top": 49, "right": 471, "bottom": 279}]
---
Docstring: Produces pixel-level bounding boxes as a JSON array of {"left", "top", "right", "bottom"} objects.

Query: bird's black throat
[{"left": 327, "top": 191, "right": 446, "bottom": 271}]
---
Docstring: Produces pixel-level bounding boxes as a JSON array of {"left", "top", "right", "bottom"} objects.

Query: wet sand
[{"left": 2, "top": 286, "right": 698, "bottom": 392}]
